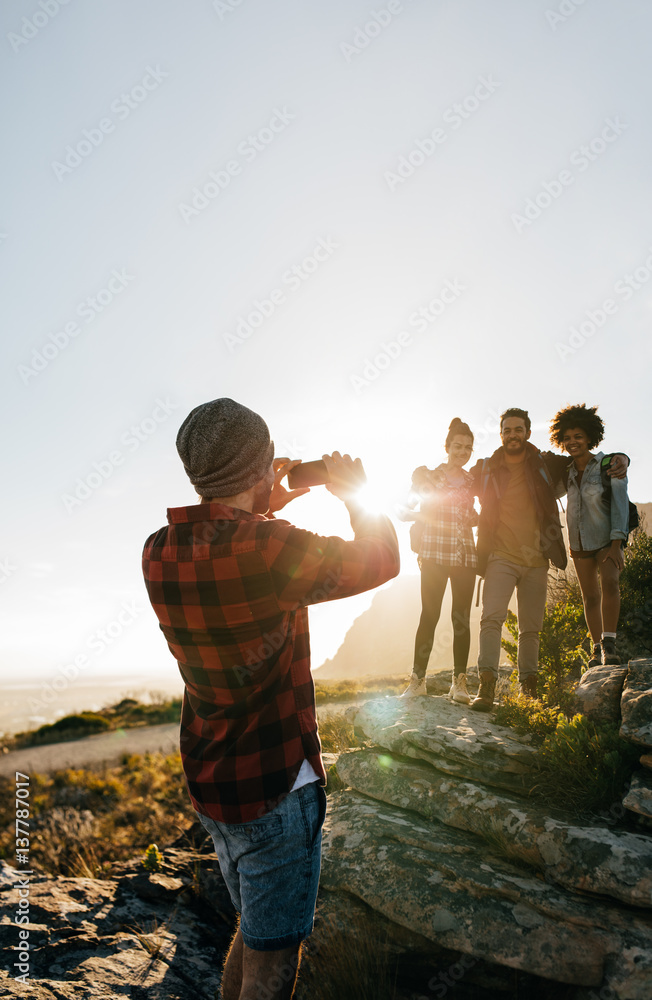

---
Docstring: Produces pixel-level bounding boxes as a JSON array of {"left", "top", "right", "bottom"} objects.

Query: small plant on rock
[{"left": 143, "top": 843, "right": 164, "bottom": 873}]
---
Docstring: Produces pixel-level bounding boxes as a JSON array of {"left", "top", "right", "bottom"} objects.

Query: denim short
[{"left": 197, "top": 781, "right": 327, "bottom": 951}]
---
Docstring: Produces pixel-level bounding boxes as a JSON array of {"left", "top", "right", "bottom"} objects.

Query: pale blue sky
[{"left": 2, "top": 0, "right": 651, "bottom": 710}]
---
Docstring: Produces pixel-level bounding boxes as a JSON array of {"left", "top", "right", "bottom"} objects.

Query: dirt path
[
  {"left": 0, "top": 702, "right": 363, "bottom": 778},
  {"left": 0, "top": 723, "right": 180, "bottom": 778}
]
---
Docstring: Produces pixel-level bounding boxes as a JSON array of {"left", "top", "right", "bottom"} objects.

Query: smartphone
[{"left": 287, "top": 460, "right": 330, "bottom": 488}]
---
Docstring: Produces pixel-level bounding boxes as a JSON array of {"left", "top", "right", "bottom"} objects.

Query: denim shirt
[{"left": 566, "top": 451, "right": 629, "bottom": 551}]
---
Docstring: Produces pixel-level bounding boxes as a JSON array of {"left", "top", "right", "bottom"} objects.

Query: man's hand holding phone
[
  {"left": 267, "top": 458, "right": 310, "bottom": 514},
  {"left": 322, "top": 452, "right": 366, "bottom": 502}
]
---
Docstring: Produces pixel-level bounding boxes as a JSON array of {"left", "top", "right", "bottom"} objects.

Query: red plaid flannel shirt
[
  {"left": 409, "top": 466, "right": 478, "bottom": 567},
  {"left": 142, "top": 500, "right": 399, "bottom": 823}
]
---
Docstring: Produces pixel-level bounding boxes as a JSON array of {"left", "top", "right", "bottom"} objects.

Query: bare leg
[
  {"left": 572, "top": 557, "right": 602, "bottom": 643},
  {"left": 598, "top": 552, "right": 621, "bottom": 633},
  {"left": 221, "top": 924, "right": 244, "bottom": 1000},
  {"left": 239, "top": 940, "right": 302, "bottom": 1000}
]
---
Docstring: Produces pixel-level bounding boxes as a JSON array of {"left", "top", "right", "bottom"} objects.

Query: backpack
[
  {"left": 599, "top": 455, "right": 639, "bottom": 539},
  {"left": 410, "top": 520, "right": 424, "bottom": 554}
]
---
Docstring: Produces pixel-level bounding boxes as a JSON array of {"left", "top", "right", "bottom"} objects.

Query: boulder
[
  {"left": 352, "top": 695, "right": 538, "bottom": 796},
  {"left": 320, "top": 789, "right": 652, "bottom": 996},
  {"left": 336, "top": 748, "right": 652, "bottom": 908},
  {"left": 620, "top": 659, "right": 652, "bottom": 747},
  {"left": 573, "top": 665, "right": 628, "bottom": 722},
  {"left": 623, "top": 770, "right": 652, "bottom": 821}
]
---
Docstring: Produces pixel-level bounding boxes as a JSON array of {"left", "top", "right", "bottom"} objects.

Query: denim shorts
[{"left": 197, "top": 780, "right": 327, "bottom": 951}]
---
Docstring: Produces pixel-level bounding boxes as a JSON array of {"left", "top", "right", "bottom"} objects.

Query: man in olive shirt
[{"left": 469, "top": 407, "right": 626, "bottom": 711}]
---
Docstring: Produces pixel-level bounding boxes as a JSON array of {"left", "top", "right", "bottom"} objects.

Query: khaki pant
[{"left": 478, "top": 555, "right": 548, "bottom": 678}]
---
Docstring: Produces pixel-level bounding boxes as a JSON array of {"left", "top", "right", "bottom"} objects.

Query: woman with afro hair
[{"left": 549, "top": 404, "right": 630, "bottom": 667}]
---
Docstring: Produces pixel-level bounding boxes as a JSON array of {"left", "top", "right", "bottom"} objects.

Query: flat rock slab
[
  {"left": 353, "top": 696, "right": 538, "bottom": 795},
  {"left": 623, "top": 770, "right": 652, "bottom": 820},
  {"left": 620, "top": 659, "right": 652, "bottom": 748},
  {"left": 0, "top": 849, "right": 232, "bottom": 1000},
  {"left": 573, "top": 665, "right": 628, "bottom": 722},
  {"left": 321, "top": 790, "right": 652, "bottom": 996},
  {"left": 336, "top": 749, "right": 652, "bottom": 909}
]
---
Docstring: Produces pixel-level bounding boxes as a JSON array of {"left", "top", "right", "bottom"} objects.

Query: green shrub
[
  {"left": 502, "top": 604, "right": 586, "bottom": 707},
  {"left": 28, "top": 712, "right": 112, "bottom": 745},
  {"left": 618, "top": 523, "right": 652, "bottom": 659},
  {"left": 533, "top": 714, "right": 639, "bottom": 816},
  {"left": 493, "top": 695, "right": 561, "bottom": 739}
]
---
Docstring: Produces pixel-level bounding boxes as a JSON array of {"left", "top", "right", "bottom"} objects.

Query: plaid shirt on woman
[
  {"left": 142, "top": 501, "right": 399, "bottom": 824},
  {"left": 410, "top": 465, "right": 478, "bottom": 568}
]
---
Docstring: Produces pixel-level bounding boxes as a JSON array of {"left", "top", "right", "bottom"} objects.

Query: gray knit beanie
[{"left": 176, "top": 398, "right": 274, "bottom": 498}]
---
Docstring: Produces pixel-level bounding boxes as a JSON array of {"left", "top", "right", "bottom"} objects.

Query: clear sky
[{"left": 2, "top": 0, "right": 651, "bottom": 708}]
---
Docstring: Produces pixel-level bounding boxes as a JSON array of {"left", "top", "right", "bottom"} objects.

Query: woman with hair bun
[
  {"left": 400, "top": 418, "right": 478, "bottom": 702},
  {"left": 549, "top": 403, "right": 630, "bottom": 667}
]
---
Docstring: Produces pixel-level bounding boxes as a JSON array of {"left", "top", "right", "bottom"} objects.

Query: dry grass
[
  {"left": 0, "top": 751, "right": 195, "bottom": 876},
  {"left": 298, "top": 911, "right": 400, "bottom": 1000}
]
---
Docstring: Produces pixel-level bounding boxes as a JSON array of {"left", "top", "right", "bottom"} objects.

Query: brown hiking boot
[
  {"left": 601, "top": 638, "right": 621, "bottom": 666},
  {"left": 470, "top": 671, "right": 496, "bottom": 712},
  {"left": 587, "top": 643, "right": 602, "bottom": 668},
  {"left": 520, "top": 674, "right": 539, "bottom": 698}
]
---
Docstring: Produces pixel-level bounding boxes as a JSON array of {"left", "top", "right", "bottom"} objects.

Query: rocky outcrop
[
  {"left": 325, "top": 687, "right": 652, "bottom": 999},
  {"left": 0, "top": 845, "right": 235, "bottom": 999},
  {"left": 620, "top": 659, "right": 652, "bottom": 747},
  {"left": 623, "top": 771, "right": 652, "bottom": 823},
  {"left": 352, "top": 695, "right": 538, "bottom": 795},
  {"left": 565, "top": 659, "right": 652, "bottom": 824},
  {"left": 321, "top": 790, "right": 652, "bottom": 993},
  {"left": 573, "top": 664, "right": 628, "bottom": 722},
  {"left": 335, "top": 748, "right": 652, "bottom": 907}
]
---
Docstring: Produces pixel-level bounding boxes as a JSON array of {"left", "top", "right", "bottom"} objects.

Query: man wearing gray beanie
[{"left": 143, "top": 397, "right": 399, "bottom": 999}]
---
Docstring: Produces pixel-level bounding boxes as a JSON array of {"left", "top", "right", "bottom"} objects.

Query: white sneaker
[
  {"left": 448, "top": 673, "right": 470, "bottom": 705},
  {"left": 401, "top": 673, "right": 427, "bottom": 698}
]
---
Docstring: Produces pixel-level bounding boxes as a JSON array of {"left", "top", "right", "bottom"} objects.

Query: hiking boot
[
  {"left": 448, "top": 673, "right": 470, "bottom": 705},
  {"left": 470, "top": 671, "right": 496, "bottom": 712},
  {"left": 401, "top": 672, "right": 427, "bottom": 698},
  {"left": 587, "top": 643, "right": 602, "bottom": 668},
  {"left": 601, "top": 638, "right": 621, "bottom": 666},
  {"left": 520, "top": 674, "right": 539, "bottom": 698}
]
